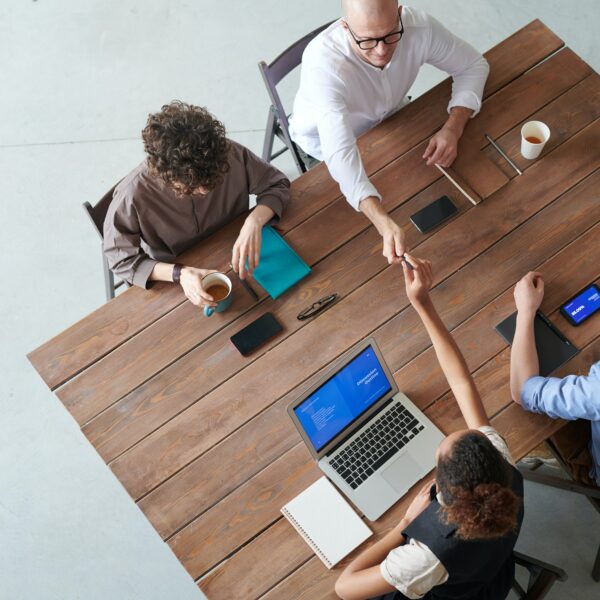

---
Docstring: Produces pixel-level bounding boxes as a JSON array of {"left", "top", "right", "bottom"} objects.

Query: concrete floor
[{"left": 1, "top": 1, "right": 599, "bottom": 598}]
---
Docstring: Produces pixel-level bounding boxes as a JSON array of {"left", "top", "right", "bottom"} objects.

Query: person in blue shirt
[{"left": 509, "top": 271, "right": 600, "bottom": 486}]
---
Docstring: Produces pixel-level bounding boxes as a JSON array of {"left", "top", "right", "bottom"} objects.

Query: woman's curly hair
[
  {"left": 142, "top": 101, "right": 230, "bottom": 195},
  {"left": 437, "top": 431, "right": 521, "bottom": 540}
]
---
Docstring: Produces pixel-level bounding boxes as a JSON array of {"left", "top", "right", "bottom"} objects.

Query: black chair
[
  {"left": 258, "top": 21, "right": 334, "bottom": 175},
  {"left": 512, "top": 551, "right": 568, "bottom": 599},
  {"left": 519, "top": 429, "right": 600, "bottom": 582},
  {"left": 83, "top": 183, "right": 126, "bottom": 302}
]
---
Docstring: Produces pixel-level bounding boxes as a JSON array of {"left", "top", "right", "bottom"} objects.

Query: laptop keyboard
[{"left": 329, "top": 403, "right": 425, "bottom": 490}]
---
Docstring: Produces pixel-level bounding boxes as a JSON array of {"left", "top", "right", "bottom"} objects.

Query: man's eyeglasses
[
  {"left": 297, "top": 293, "right": 338, "bottom": 321},
  {"left": 345, "top": 7, "right": 404, "bottom": 50}
]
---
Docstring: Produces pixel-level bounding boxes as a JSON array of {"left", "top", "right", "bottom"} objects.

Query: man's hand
[
  {"left": 423, "top": 106, "right": 473, "bottom": 167},
  {"left": 179, "top": 267, "right": 218, "bottom": 308},
  {"left": 514, "top": 272, "right": 544, "bottom": 317},
  {"left": 402, "top": 479, "right": 435, "bottom": 525},
  {"left": 401, "top": 253, "right": 433, "bottom": 307},
  {"left": 232, "top": 212, "right": 263, "bottom": 279},
  {"left": 423, "top": 127, "right": 459, "bottom": 167},
  {"left": 380, "top": 217, "right": 406, "bottom": 265},
  {"left": 359, "top": 196, "right": 406, "bottom": 264}
]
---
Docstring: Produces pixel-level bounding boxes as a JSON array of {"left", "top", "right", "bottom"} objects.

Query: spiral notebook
[{"left": 281, "top": 477, "right": 372, "bottom": 569}]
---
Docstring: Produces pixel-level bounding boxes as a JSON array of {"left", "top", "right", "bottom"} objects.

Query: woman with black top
[{"left": 335, "top": 255, "right": 524, "bottom": 600}]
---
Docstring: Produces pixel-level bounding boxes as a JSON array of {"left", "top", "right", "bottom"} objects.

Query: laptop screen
[{"left": 293, "top": 345, "right": 392, "bottom": 452}]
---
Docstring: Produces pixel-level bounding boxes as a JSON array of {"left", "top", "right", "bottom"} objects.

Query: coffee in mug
[
  {"left": 200, "top": 272, "right": 233, "bottom": 317},
  {"left": 206, "top": 283, "right": 229, "bottom": 301}
]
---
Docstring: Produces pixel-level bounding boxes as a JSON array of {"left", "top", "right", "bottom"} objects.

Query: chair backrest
[
  {"left": 83, "top": 184, "right": 118, "bottom": 241},
  {"left": 258, "top": 20, "right": 334, "bottom": 132},
  {"left": 512, "top": 551, "right": 567, "bottom": 599}
]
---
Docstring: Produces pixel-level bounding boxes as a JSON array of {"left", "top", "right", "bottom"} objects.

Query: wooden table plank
[
  {"left": 108, "top": 121, "right": 600, "bottom": 500},
  {"left": 483, "top": 73, "right": 600, "bottom": 177},
  {"left": 27, "top": 21, "right": 563, "bottom": 392},
  {"left": 138, "top": 220, "right": 600, "bottom": 541}
]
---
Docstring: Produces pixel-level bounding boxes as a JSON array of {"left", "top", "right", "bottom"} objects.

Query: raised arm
[
  {"left": 401, "top": 254, "right": 489, "bottom": 429},
  {"left": 510, "top": 272, "right": 544, "bottom": 403}
]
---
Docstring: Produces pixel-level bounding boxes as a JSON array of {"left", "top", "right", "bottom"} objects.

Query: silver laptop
[{"left": 288, "top": 338, "right": 444, "bottom": 520}]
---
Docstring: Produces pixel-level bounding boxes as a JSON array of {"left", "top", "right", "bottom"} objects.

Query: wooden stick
[{"left": 435, "top": 164, "right": 481, "bottom": 206}]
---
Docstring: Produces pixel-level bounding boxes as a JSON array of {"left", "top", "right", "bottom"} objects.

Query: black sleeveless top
[{"left": 402, "top": 466, "right": 524, "bottom": 600}]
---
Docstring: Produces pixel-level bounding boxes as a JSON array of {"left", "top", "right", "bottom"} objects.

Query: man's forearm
[
  {"left": 359, "top": 195, "right": 389, "bottom": 231},
  {"left": 510, "top": 311, "right": 540, "bottom": 403},
  {"left": 442, "top": 106, "right": 473, "bottom": 138}
]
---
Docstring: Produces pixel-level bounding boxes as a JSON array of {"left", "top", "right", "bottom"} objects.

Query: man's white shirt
[{"left": 288, "top": 6, "right": 489, "bottom": 210}]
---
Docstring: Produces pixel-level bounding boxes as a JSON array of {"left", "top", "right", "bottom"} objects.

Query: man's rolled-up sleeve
[
  {"left": 521, "top": 367, "right": 600, "bottom": 422},
  {"left": 424, "top": 15, "right": 489, "bottom": 117},
  {"left": 103, "top": 195, "right": 157, "bottom": 289}
]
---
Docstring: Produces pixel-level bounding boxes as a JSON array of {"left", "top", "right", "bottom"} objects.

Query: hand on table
[
  {"left": 232, "top": 211, "right": 266, "bottom": 280},
  {"left": 401, "top": 253, "right": 433, "bottom": 307},
  {"left": 514, "top": 272, "right": 544, "bottom": 317},
  {"left": 179, "top": 267, "right": 218, "bottom": 308},
  {"left": 423, "top": 127, "right": 459, "bottom": 167}
]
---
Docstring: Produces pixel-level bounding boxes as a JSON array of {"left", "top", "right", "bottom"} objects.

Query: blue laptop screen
[{"left": 294, "top": 346, "right": 392, "bottom": 452}]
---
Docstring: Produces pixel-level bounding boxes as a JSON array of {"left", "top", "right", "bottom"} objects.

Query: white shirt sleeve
[
  {"left": 424, "top": 15, "right": 489, "bottom": 116},
  {"left": 478, "top": 426, "right": 515, "bottom": 465},
  {"left": 312, "top": 68, "right": 381, "bottom": 211},
  {"left": 380, "top": 538, "right": 449, "bottom": 599}
]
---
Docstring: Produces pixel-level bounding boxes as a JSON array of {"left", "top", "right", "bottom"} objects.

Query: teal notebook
[{"left": 251, "top": 226, "right": 311, "bottom": 299}]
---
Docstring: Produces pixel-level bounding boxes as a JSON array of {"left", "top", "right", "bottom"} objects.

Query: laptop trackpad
[{"left": 382, "top": 455, "right": 422, "bottom": 493}]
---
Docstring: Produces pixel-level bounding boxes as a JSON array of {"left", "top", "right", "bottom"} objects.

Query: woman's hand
[
  {"left": 401, "top": 253, "right": 434, "bottom": 307},
  {"left": 402, "top": 479, "right": 435, "bottom": 525},
  {"left": 179, "top": 267, "right": 218, "bottom": 307}
]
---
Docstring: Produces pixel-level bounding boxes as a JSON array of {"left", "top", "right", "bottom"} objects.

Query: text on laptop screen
[{"left": 294, "top": 346, "right": 392, "bottom": 452}]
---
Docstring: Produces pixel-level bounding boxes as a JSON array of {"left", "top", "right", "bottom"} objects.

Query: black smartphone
[
  {"left": 230, "top": 312, "right": 283, "bottom": 356},
  {"left": 410, "top": 195, "right": 458, "bottom": 234},
  {"left": 560, "top": 283, "right": 600, "bottom": 326}
]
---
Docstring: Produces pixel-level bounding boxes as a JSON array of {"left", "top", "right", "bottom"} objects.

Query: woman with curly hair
[
  {"left": 103, "top": 101, "right": 290, "bottom": 307},
  {"left": 335, "top": 256, "right": 523, "bottom": 600}
]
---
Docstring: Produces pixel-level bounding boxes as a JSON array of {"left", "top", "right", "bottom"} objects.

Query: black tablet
[{"left": 495, "top": 311, "right": 578, "bottom": 376}]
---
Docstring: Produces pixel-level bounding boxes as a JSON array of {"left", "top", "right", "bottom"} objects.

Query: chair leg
[
  {"left": 593, "top": 543, "right": 600, "bottom": 581},
  {"left": 262, "top": 108, "right": 278, "bottom": 163},
  {"left": 102, "top": 254, "right": 115, "bottom": 302}
]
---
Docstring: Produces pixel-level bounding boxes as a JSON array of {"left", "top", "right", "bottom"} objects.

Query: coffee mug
[
  {"left": 201, "top": 272, "right": 233, "bottom": 317},
  {"left": 520, "top": 121, "right": 551, "bottom": 160}
]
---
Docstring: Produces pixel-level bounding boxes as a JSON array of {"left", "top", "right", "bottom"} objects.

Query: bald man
[{"left": 289, "top": 1, "right": 489, "bottom": 264}]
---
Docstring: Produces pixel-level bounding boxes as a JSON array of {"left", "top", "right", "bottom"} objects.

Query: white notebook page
[{"left": 281, "top": 477, "right": 372, "bottom": 568}]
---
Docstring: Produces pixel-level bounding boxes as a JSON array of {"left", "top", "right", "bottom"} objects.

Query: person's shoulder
[
  {"left": 400, "top": 6, "right": 432, "bottom": 30},
  {"left": 304, "top": 20, "right": 349, "bottom": 73},
  {"left": 111, "top": 161, "right": 166, "bottom": 215},
  {"left": 477, "top": 426, "right": 515, "bottom": 465}
]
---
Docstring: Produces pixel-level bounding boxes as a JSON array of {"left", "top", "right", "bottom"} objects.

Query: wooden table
[{"left": 28, "top": 21, "right": 600, "bottom": 599}]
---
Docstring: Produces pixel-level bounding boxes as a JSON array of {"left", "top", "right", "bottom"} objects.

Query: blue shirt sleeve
[{"left": 520, "top": 362, "right": 600, "bottom": 421}]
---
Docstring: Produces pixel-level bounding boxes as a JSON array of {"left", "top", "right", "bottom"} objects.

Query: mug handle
[{"left": 203, "top": 306, "right": 214, "bottom": 317}]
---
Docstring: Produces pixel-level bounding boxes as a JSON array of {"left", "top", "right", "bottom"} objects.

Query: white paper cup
[{"left": 520, "top": 121, "right": 550, "bottom": 160}]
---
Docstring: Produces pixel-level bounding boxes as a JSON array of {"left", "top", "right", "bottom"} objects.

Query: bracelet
[{"left": 172, "top": 263, "right": 184, "bottom": 284}]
